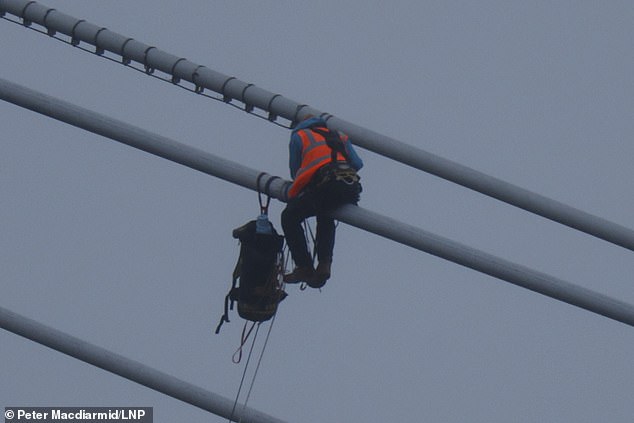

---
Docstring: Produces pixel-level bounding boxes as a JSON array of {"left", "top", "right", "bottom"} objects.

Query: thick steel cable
[
  {"left": 0, "top": 306, "right": 289, "bottom": 423},
  {"left": 0, "top": 15, "right": 294, "bottom": 130},
  {"left": 1, "top": 0, "right": 633, "bottom": 251},
  {"left": 2, "top": 77, "right": 633, "bottom": 328}
]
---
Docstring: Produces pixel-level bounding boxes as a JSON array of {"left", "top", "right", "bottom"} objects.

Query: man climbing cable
[{"left": 282, "top": 115, "right": 363, "bottom": 288}]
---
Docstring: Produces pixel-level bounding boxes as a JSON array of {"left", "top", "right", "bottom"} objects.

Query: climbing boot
[
  {"left": 308, "top": 261, "right": 331, "bottom": 288},
  {"left": 283, "top": 266, "right": 314, "bottom": 284}
]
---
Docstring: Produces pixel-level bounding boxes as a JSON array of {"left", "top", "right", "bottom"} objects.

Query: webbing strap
[
  {"left": 215, "top": 293, "right": 231, "bottom": 334},
  {"left": 215, "top": 245, "right": 243, "bottom": 334},
  {"left": 232, "top": 321, "right": 258, "bottom": 364},
  {"left": 256, "top": 173, "right": 280, "bottom": 214},
  {"left": 311, "top": 127, "right": 351, "bottom": 163}
]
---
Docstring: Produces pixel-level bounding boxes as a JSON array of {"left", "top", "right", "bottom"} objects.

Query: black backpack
[{"left": 215, "top": 218, "right": 286, "bottom": 334}]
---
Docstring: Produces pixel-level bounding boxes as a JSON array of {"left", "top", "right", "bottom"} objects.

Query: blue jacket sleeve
[
  {"left": 289, "top": 132, "right": 303, "bottom": 179},
  {"left": 343, "top": 138, "right": 363, "bottom": 171}
]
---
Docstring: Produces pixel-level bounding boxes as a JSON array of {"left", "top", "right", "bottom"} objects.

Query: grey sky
[{"left": 2, "top": 1, "right": 634, "bottom": 422}]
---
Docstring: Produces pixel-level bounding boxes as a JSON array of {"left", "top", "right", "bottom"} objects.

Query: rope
[
  {"left": 238, "top": 313, "right": 278, "bottom": 423},
  {"left": 228, "top": 321, "right": 260, "bottom": 423},
  {"left": 229, "top": 248, "right": 287, "bottom": 422},
  {"left": 305, "top": 218, "right": 317, "bottom": 265},
  {"left": 231, "top": 321, "right": 257, "bottom": 364},
  {"left": 299, "top": 219, "right": 317, "bottom": 291},
  {"left": 282, "top": 244, "right": 292, "bottom": 276}
]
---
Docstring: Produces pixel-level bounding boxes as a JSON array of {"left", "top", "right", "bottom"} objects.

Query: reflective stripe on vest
[{"left": 288, "top": 128, "right": 345, "bottom": 198}]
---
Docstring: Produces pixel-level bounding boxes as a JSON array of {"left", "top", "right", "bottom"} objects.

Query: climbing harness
[
  {"left": 309, "top": 127, "right": 362, "bottom": 208},
  {"left": 311, "top": 126, "right": 352, "bottom": 163}
]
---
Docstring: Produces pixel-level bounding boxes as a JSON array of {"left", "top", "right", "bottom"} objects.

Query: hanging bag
[{"left": 215, "top": 177, "right": 286, "bottom": 334}]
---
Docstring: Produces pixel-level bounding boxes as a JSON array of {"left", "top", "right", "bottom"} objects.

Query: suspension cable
[
  {"left": 3, "top": 0, "right": 634, "bottom": 251},
  {"left": 0, "top": 14, "right": 294, "bottom": 130},
  {"left": 3, "top": 77, "right": 632, "bottom": 327},
  {"left": 0, "top": 305, "right": 288, "bottom": 423}
]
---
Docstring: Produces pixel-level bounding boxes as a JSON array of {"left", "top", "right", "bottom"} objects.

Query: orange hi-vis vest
[{"left": 288, "top": 127, "right": 347, "bottom": 198}]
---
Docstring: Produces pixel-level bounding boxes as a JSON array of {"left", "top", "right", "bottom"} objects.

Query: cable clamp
[
  {"left": 256, "top": 173, "right": 281, "bottom": 214},
  {"left": 221, "top": 76, "right": 237, "bottom": 103},
  {"left": 267, "top": 94, "right": 281, "bottom": 122},
  {"left": 241, "top": 83, "right": 254, "bottom": 112},
  {"left": 93, "top": 27, "right": 107, "bottom": 55},
  {"left": 120, "top": 38, "right": 134, "bottom": 65},
  {"left": 170, "top": 58, "right": 187, "bottom": 84},
  {"left": 43, "top": 8, "right": 56, "bottom": 36},
  {"left": 70, "top": 19, "right": 85, "bottom": 46},
  {"left": 192, "top": 65, "right": 206, "bottom": 93},
  {"left": 292, "top": 104, "right": 308, "bottom": 128},
  {"left": 19, "top": 1, "right": 35, "bottom": 27},
  {"left": 320, "top": 112, "right": 334, "bottom": 123},
  {"left": 142, "top": 46, "right": 157, "bottom": 74}
]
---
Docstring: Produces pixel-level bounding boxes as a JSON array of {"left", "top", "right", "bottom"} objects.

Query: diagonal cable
[
  {"left": 0, "top": 306, "right": 288, "bottom": 423},
  {"left": 2, "top": 77, "right": 633, "bottom": 328},
  {"left": 1, "top": 0, "right": 633, "bottom": 251}
]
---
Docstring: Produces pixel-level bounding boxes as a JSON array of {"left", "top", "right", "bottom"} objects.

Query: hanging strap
[
  {"left": 214, "top": 294, "right": 230, "bottom": 335},
  {"left": 311, "top": 127, "right": 351, "bottom": 164},
  {"left": 228, "top": 321, "right": 260, "bottom": 423},
  {"left": 256, "top": 173, "right": 280, "bottom": 215},
  {"left": 303, "top": 219, "right": 318, "bottom": 265},
  {"left": 232, "top": 321, "right": 258, "bottom": 364},
  {"left": 215, "top": 248, "right": 243, "bottom": 334}
]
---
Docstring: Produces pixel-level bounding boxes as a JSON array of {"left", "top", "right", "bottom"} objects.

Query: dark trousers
[{"left": 281, "top": 190, "right": 335, "bottom": 268}]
